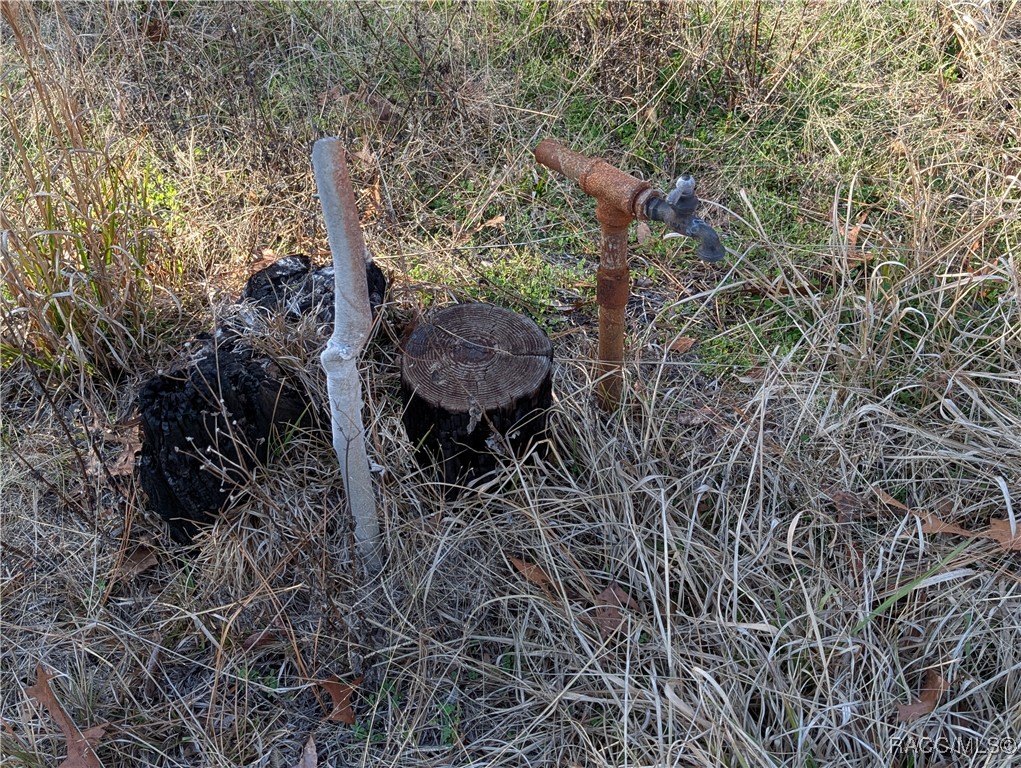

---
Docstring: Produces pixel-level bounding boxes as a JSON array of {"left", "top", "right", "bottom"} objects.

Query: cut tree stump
[{"left": 401, "top": 303, "right": 553, "bottom": 487}]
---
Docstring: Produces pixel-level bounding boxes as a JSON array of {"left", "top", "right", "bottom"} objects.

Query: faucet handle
[{"left": 666, "top": 174, "right": 698, "bottom": 214}]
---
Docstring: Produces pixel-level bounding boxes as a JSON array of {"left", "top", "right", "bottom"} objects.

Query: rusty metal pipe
[
  {"left": 534, "top": 139, "right": 653, "bottom": 221},
  {"left": 534, "top": 139, "right": 651, "bottom": 409},
  {"left": 534, "top": 138, "right": 723, "bottom": 409},
  {"left": 594, "top": 201, "right": 630, "bottom": 408}
]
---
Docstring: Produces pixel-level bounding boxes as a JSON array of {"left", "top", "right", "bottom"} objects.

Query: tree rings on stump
[{"left": 401, "top": 303, "right": 553, "bottom": 487}]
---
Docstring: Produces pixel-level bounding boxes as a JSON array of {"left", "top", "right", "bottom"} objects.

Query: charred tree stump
[
  {"left": 138, "top": 342, "right": 317, "bottom": 544},
  {"left": 401, "top": 303, "right": 553, "bottom": 487},
  {"left": 137, "top": 256, "right": 386, "bottom": 544}
]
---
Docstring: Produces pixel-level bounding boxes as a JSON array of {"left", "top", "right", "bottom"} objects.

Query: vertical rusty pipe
[
  {"left": 594, "top": 201, "right": 631, "bottom": 409},
  {"left": 535, "top": 139, "right": 653, "bottom": 409}
]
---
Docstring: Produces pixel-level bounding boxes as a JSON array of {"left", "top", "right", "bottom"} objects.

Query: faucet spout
[{"left": 643, "top": 177, "right": 725, "bottom": 263}]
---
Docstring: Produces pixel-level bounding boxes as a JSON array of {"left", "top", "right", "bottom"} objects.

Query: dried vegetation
[{"left": 1, "top": 2, "right": 1019, "bottom": 767}]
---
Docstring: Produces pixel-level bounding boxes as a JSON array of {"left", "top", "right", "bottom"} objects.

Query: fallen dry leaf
[
  {"left": 828, "top": 489, "right": 863, "bottom": 523},
  {"left": 846, "top": 209, "right": 868, "bottom": 252},
  {"left": 480, "top": 214, "right": 506, "bottom": 230},
  {"left": 961, "top": 238, "right": 982, "bottom": 272},
  {"left": 320, "top": 675, "right": 361, "bottom": 724},
  {"left": 896, "top": 668, "right": 950, "bottom": 722},
  {"left": 676, "top": 405, "right": 718, "bottom": 427},
  {"left": 919, "top": 513, "right": 973, "bottom": 539},
  {"left": 873, "top": 486, "right": 909, "bottom": 512},
  {"left": 106, "top": 419, "right": 142, "bottom": 477},
  {"left": 142, "top": 645, "right": 163, "bottom": 699},
  {"left": 352, "top": 137, "right": 374, "bottom": 166},
  {"left": 742, "top": 280, "right": 816, "bottom": 297},
  {"left": 317, "top": 83, "right": 344, "bottom": 106},
  {"left": 140, "top": 12, "right": 168, "bottom": 44},
  {"left": 846, "top": 539, "right": 865, "bottom": 581},
  {"left": 26, "top": 664, "right": 106, "bottom": 768},
  {"left": 352, "top": 147, "right": 375, "bottom": 166},
  {"left": 240, "top": 628, "right": 284, "bottom": 652},
  {"left": 739, "top": 366, "right": 766, "bottom": 381},
  {"left": 113, "top": 543, "right": 158, "bottom": 583},
  {"left": 594, "top": 583, "right": 639, "bottom": 640},
  {"left": 668, "top": 336, "right": 697, "bottom": 354},
  {"left": 635, "top": 221, "right": 653, "bottom": 245},
  {"left": 359, "top": 178, "right": 385, "bottom": 222},
  {"left": 840, "top": 209, "right": 880, "bottom": 265},
  {"left": 987, "top": 518, "right": 1021, "bottom": 552},
  {"left": 847, "top": 250, "right": 878, "bottom": 265},
  {"left": 509, "top": 556, "right": 551, "bottom": 587},
  {"left": 323, "top": 86, "right": 399, "bottom": 124},
  {"left": 362, "top": 91, "right": 398, "bottom": 123},
  {"left": 292, "top": 735, "right": 317, "bottom": 768},
  {"left": 828, "top": 487, "right": 867, "bottom": 571},
  {"left": 917, "top": 513, "right": 1021, "bottom": 553}
]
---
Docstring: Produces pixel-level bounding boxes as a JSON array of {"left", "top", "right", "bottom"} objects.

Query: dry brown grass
[{"left": 2, "top": 2, "right": 1020, "bottom": 766}]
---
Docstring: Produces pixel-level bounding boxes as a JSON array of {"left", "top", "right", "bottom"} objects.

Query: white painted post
[{"left": 311, "top": 138, "right": 381, "bottom": 572}]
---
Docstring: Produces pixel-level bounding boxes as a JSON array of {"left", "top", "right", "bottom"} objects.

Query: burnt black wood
[
  {"left": 138, "top": 341, "right": 317, "bottom": 543},
  {"left": 400, "top": 303, "right": 553, "bottom": 488},
  {"left": 241, "top": 254, "right": 387, "bottom": 323},
  {"left": 137, "top": 255, "right": 386, "bottom": 543}
]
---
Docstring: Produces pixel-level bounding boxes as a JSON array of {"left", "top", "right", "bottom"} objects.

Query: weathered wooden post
[{"left": 312, "top": 138, "right": 381, "bottom": 571}]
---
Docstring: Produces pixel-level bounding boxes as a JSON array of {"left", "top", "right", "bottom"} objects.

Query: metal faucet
[
  {"left": 645, "top": 175, "right": 725, "bottom": 262},
  {"left": 533, "top": 138, "right": 725, "bottom": 409}
]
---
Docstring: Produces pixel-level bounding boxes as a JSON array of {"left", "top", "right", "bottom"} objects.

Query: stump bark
[{"left": 401, "top": 303, "right": 553, "bottom": 486}]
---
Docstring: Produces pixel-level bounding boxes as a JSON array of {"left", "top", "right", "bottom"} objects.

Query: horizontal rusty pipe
[{"left": 534, "top": 139, "right": 654, "bottom": 224}]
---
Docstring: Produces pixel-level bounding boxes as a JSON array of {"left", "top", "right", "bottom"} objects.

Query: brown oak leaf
[
  {"left": 669, "top": 336, "right": 697, "bottom": 354},
  {"left": 676, "top": 405, "right": 717, "bottom": 427},
  {"left": 113, "top": 543, "right": 158, "bottom": 583},
  {"left": 292, "top": 735, "right": 317, "bottom": 768},
  {"left": 594, "top": 583, "right": 639, "bottom": 640},
  {"left": 509, "top": 556, "right": 551, "bottom": 587},
  {"left": 873, "top": 486, "right": 909, "bottom": 511},
  {"left": 107, "top": 418, "right": 142, "bottom": 477},
  {"left": 828, "top": 489, "right": 863, "bottom": 523},
  {"left": 26, "top": 664, "right": 106, "bottom": 768},
  {"left": 988, "top": 518, "right": 1021, "bottom": 552},
  {"left": 240, "top": 628, "right": 284, "bottom": 652},
  {"left": 915, "top": 513, "right": 1021, "bottom": 552},
  {"left": 320, "top": 676, "right": 362, "bottom": 724},
  {"left": 896, "top": 668, "right": 950, "bottom": 722},
  {"left": 919, "top": 513, "right": 973, "bottom": 539}
]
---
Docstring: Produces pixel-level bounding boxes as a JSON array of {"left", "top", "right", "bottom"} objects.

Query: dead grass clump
[{"left": 1, "top": 6, "right": 174, "bottom": 391}]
